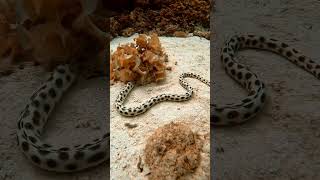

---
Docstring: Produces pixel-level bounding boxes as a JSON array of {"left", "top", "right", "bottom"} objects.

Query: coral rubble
[{"left": 110, "top": 0, "right": 211, "bottom": 39}]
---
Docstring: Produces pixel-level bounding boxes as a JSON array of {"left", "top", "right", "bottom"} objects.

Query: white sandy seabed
[{"left": 110, "top": 34, "right": 211, "bottom": 179}]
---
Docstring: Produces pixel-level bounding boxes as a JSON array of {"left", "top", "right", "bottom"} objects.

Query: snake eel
[
  {"left": 17, "top": 65, "right": 109, "bottom": 172},
  {"left": 212, "top": 34, "right": 319, "bottom": 126},
  {"left": 115, "top": 73, "right": 210, "bottom": 116}
]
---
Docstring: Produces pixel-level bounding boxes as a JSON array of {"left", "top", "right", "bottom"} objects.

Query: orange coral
[
  {"left": 110, "top": 33, "right": 168, "bottom": 84},
  {"left": 17, "top": 0, "right": 106, "bottom": 67},
  {"left": 0, "top": 14, "right": 10, "bottom": 35},
  {"left": 0, "top": 0, "right": 108, "bottom": 76},
  {"left": 0, "top": 11, "right": 24, "bottom": 75}
]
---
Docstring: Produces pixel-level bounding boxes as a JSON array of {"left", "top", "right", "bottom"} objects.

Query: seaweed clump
[
  {"left": 110, "top": 33, "right": 168, "bottom": 85},
  {"left": 144, "top": 122, "right": 203, "bottom": 180}
]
